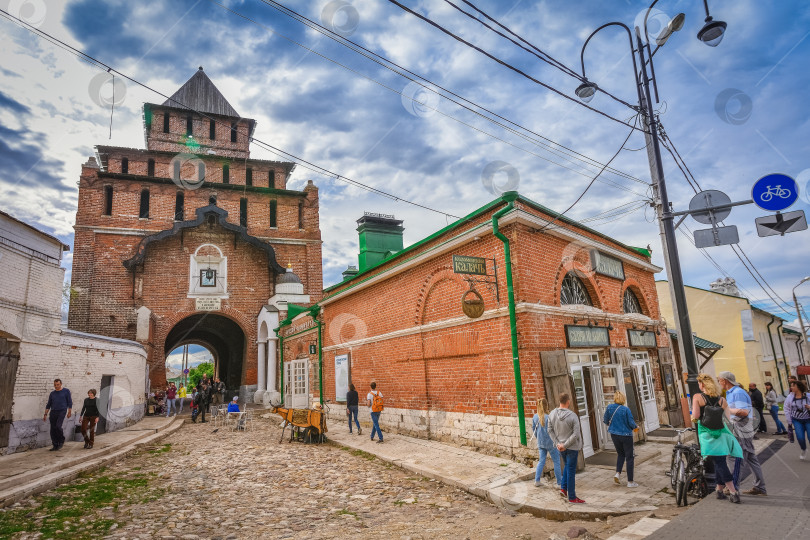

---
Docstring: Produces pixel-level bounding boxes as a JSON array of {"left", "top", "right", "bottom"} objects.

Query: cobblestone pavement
[{"left": 0, "top": 416, "right": 686, "bottom": 539}]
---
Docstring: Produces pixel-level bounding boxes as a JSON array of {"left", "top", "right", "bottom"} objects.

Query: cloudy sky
[{"left": 1, "top": 0, "right": 809, "bottom": 324}]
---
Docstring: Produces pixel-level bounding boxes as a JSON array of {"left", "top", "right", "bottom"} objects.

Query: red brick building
[
  {"left": 68, "top": 68, "right": 322, "bottom": 401},
  {"left": 281, "top": 193, "right": 678, "bottom": 460}
]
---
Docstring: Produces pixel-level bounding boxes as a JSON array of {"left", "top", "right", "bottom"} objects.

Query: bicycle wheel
[
  {"left": 674, "top": 459, "right": 687, "bottom": 506},
  {"left": 681, "top": 472, "right": 704, "bottom": 506},
  {"left": 669, "top": 449, "right": 680, "bottom": 489}
]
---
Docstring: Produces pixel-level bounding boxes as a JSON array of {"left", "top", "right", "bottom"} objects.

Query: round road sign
[
  {"left": 689, "top": 190, "right": 732, "bottom": 224},
  {"left": 752, "top": 173, "right": 798, "bottom": 211}
]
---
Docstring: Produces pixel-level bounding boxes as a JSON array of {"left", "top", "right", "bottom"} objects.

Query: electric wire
[
  {"left": 443, "top": 0, "right": 639, "bottom": 110},
  {"left": 0, "top": 7, "right": 650, "bottom": 233},
  {"left": 247, "top": 0, "right": 648, "bottom": 188},
  {"left": 385, "top": 0, "right": 643, "bottom": 131}
]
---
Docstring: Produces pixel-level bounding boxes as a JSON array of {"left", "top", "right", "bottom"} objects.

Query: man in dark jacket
[
  {"left": 43, "top": 379, "right": 72, "bottom": 451},
  {"left": 749, "top": 383, "right": 767, "bottom": 433},
  {"left": 197, "top": 383, "right": 212, "bottom": 423}
]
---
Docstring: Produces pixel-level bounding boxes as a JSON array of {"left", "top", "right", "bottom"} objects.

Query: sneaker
[
  {"left": 568, "top": 498, "right": 586, "bottom": 504},
  {"left": 627, "top": 482, "right": 639, "bottom": 488},
  {"left": 729, "top": 492, "right": 741, "bottom": 504},
  {"left": 559, "top": 489, "right": 567, "bottom": 498},
  {"left": 358, "top": 427, "right": 362, "bottom": 435},
  {"left": 49, "top": 446, "right": 58, "bottom": 451},
  {"left": 534, "top": 480, "right": 543, "bottom": 487},
  {"left": 716, "top": 490, "right": 727, "bottom": 500},
  {"left": 376, "top": 439, "right": 384, "bottom": 444},
  {"left": 613, "top": 472, "right": 620, "bottom": 485},
  {"left": 743, "top": 487, "right": 766, "bottom": 496},
  {"left": 801, "top": 450, "right": 807, "bottom": 460}
]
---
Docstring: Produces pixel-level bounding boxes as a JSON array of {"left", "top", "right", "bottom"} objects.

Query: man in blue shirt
[
  {"left": 43, "top": 379, "right": 73, "bottom": 451},
  {"left": 719, "top": 371, "right": 767, "bottom": 496}
]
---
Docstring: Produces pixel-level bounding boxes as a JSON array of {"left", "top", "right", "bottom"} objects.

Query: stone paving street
[{"left": 0, "top": 415, "right": 687, "bottom": 540}]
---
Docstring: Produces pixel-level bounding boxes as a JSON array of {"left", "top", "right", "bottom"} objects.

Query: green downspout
[
  {"left": 492, "top": 191, "right": 526, "bottom": 446},
  {"left": 766, "top": 317, "right": 785, "bottom": 395},
  {"left": 274, "top": 322, "right": 289, "bottom": 405},
  {"left": 776, "top": 321, "right": 789, "bottom": 383},
  {"left": 308, "top": 306, "right": 324, "bottom": 407}
]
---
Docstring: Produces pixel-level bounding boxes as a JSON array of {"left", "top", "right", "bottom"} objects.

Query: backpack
[
  {"left": 371, "top": 391, "right": 384, "bottom": 413},
  {"left": 700, "top": 394, "right": 725, "bottom": 430}
]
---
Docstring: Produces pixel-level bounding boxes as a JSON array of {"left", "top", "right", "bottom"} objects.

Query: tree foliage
[{"left": 188, "top": 362, "right": 214, "bottom": 388}]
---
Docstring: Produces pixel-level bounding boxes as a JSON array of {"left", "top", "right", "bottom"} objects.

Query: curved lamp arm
[{"left": 580, "top": 22, "right": 644, "bottom": 108}]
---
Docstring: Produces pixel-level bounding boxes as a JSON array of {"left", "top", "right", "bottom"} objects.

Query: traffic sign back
[{"left": 751, "top": 173, "right": 798, "bottom": 211}]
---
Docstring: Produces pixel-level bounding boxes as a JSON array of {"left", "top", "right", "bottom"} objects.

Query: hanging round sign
[
  {"left": 751, "top": 173, "right": 798, "bottom": 211},
  {"left": 461, "top": 287, "right": 485, "bottom": 319}
]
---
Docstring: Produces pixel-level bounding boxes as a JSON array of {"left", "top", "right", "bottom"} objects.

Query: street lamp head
[
  {"left": 655, "top": 13, "right": 686, "bottom": 46},
  {"left": 697, "top": 16, "right": 727, "bottom": 47},
  {"left": 575, "top": 80, "right": 598, "bottom": 103}
]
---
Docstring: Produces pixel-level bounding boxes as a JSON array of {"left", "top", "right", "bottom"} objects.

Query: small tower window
[
  {"left": 222, "top": 164, "right": 229, "bottom": 184},
  {"left": 186, "top": 114, "right": 193, "bottom": 136},
  {"left": 163, "top": 112, "right": 170, "bottom": 133},
  {"left": 198, "top": 162, "right": 205, "bottom": 182},
  {"left": 174, "top": 192, "right": 184, "bottom": 221},
  {"left": 298, "top": 201, "right": 304, "bottom": 229},
  {"left": 147, "top": 159, "right": 155, "bottom": 177},
  {"left": 209, "top": 194, "right": 217, "bottom": 205},
  {"left": 230, "top": 122, "right": 238, "bottom": 143},
  {"left": 269, "top": 200, "right": 277, "bottom": 228},
  {"left": 173, "top": 160, "right": 181, "bottom": 181},
  {"left": 268, "top": 169, "right": 275, "bottom": 189},
  {"left": 246, "top": 168, "right": 253, "bottom": 186},
  {"left": 103, "top": 185, "right": 113, "bottom": 216},
  {"left": 209, "top": 119, "right": 216, "bottom": 140},
  {"left": 240, "top": 198, "right": 248, "bottom": 228},
  {"left": 139, "top": 189, "right": 150, "bottom": 219},
  {"left": 121, "top": 157, "right": 128, "bottom": 174}
]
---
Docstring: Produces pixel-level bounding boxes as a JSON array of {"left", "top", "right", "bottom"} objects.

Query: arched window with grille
[
  {"left": 623, "top": 288, "right": 643, "bottom": 314},
  {"left": 560, "top": 272, "right": 592, "bottom": 306}
]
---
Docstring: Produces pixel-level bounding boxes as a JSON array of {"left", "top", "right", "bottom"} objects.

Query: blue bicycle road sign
[{"left": 752, "top": 173, "right": 798, "bottom": 211}]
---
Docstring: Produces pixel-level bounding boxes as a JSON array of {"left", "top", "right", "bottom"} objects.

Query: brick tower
[{"left": 68, "top": 67, "right": 322, "bottom": 401}]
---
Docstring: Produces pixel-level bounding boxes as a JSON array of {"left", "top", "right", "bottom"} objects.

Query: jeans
[
  {"left": 731, "top": 447, "right": 766, "bottom": 491},
  {"left": 165, "top": 398, "right": 176, "bottom": 416},
  {"left": 370, "top": 411, "right": 383, "bottom": 441},
  {"left": 347, "top": 405, "right": 360, "bottom": 432},
  {"left": 794, "top": 418, "right": 810, "bottom": 451},
  {"left": 769, "top": 405, "right": 786, "bottom": 433},
  {"left": 611, "top": 434, "right": 635, "bottom": 482},
  {"left": 560, "top": 449, "right": 578, "bottom": 500},
  {"left": 49, "top": 409, "right": 67, "bottom": 447},
  {"left": 535, "top": 446, "right": 562, "bottom": 486},
  {"left": 713, "top": 455, "right": 733, "bottom": 485},
  {"left": 178, "top": 397, "right": 184, "bottom": 413}
]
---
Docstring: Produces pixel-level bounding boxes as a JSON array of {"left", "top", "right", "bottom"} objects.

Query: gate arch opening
[{"left": 164, "top": 313, "right": 246, "bottom": 396}]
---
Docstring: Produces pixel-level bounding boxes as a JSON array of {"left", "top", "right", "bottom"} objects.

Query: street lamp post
[
  {"left": 576, "top": 3, "right": 726, "bottom": 398},
  {"left": 793, "top": 276, "right": 810, "bottom": 364}
]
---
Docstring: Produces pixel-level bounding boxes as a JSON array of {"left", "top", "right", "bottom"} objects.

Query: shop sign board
[
  {"left": 565, "top": 325, "right": 610, "bottom": 347},
  {"left": 628, "top": 329, "right": 657, "bottom": 347},
  {"left": 334, "top": 354, "right": 350, "bottom": 402},
  {"left": 590, "top": 250, "right": 625, "bottom": 280},
  {"left": 452, "top": 255, "right": 487, "bottom": 275}
]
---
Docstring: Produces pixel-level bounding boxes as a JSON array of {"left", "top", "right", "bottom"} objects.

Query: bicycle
[
  {"left": 667, "top": 427, "right": 709, "bottom": 506},
  {"left": 760, "top": 185, "right": 791, "bottom": 202}
]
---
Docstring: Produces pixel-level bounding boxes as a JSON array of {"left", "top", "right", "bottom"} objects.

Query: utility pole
[{"left": 636, "top": 30, "right": 701, "bottom": 398}]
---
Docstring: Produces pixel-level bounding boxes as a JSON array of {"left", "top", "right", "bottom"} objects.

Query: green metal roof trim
[
  {"left": 278, "top": 303, "right": 320, "bottom": 328},
  {"left": 629, "top": 246, "right": 652, "bottom": 258},
  {"left": 782, "top": 326, "right": 802, "bottom": 336},
  {"left": 668, "top": 330, "right": 723, "bottom": 350},
  {"left": 324, "top": 192, "right": 652, "bottom": 295}
]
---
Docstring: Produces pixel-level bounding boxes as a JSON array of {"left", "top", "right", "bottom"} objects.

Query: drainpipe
[
  {"left": 308, "top": 305, "right": 324, "bottom": 407},
  {"left": 766, "top": 317, "right": 785, "bottom": 395},
  {"left": 492, "top": 191, "right": 526, "bottom": 446},
  {"left": 274, "top": 323, "right": 289, "bottom": 405},
  {"left": 776, "top": 322, "right": 790, "bottom": 380}
]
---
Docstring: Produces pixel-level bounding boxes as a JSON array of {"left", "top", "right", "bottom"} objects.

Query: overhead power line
[
  {"left": 385, "top": 0, "right": 643, "bottom": 131},
  {"left": 0, "top": 7, "right": 647, "bottom": 234},
  {"left": 244, "top": 0, "right": 647, "bottom": 190}
]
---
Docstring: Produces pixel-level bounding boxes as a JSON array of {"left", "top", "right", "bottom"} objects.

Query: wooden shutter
[
  {"left": 610, "top": 347, "right": 632, "bottom": 368},
  {"left": 0, "top": 338, "right": 20, "bottom": 447},
  {"left": 540, "top": 350, "right": 572, "bottom": 408}
]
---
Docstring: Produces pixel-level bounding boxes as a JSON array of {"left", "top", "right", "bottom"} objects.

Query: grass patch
[
  {"left": 393, "top": 498, "right": 418, "bottom": 506},
  {"left": 499, "top": 463, "right": 508, "bottom": 467},
  {"left": 148, "top": 443, "right": 172, "bottom": 454},
  {"left": 335, "top": 508, "right": 357, "bottom": 517},
  {"left": 350, "top": 449, "right": 376, "bottom": 461},
  {"left": 0, "top": 470, "right": 158, "bottom": 539}
]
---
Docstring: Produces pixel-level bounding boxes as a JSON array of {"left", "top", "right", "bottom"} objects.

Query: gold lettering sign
[{"left": 452, "top": 255, "right": 487, "bottom": 276}]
